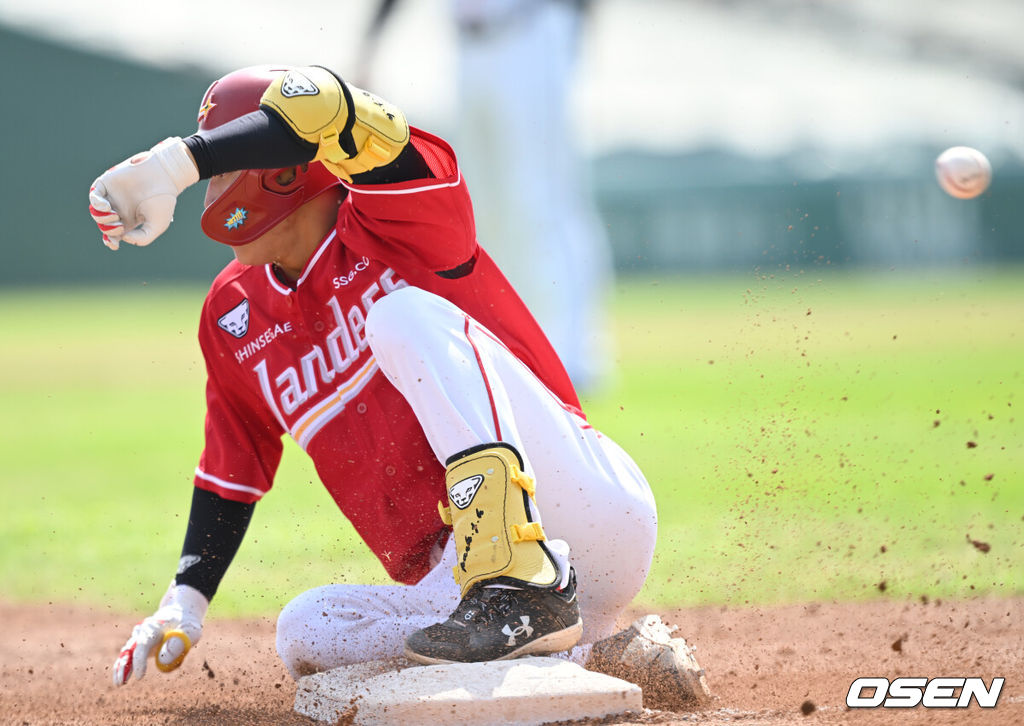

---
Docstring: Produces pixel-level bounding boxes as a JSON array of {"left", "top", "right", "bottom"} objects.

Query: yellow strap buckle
[
  {"left": 317, "top": 128, "right": 348, "bottom": 165},
  {"left": 437, "top": 501, "right": 452, "bottom": 525},
  {"left": 510, "top": 522, "right": 545, "bottom": 543},
  {"left": 511, "top": 468, "right": 535, "bottom": 498},
  {"left": 363, "top": 135, "right": 391, "bottom": 164}
]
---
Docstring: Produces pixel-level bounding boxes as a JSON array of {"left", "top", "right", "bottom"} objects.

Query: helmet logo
[
  {"left": 224, "top": 207, "right": 248, "bottom": 230},
  {"left": 197, "top": 99, "right": 217, "bottom": 123},
  {"left": 280, "top": 71, "right": 319, "bottom": 98}
]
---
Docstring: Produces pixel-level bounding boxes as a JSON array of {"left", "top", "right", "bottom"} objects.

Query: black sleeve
[
  {"left": 183, "top": 109, "right": 318, "bottom": 180},
  {"left": 174, "top": 486, "right": 255, "bottom": 601},
  {"left": 183, "top": 107, "right": 433, "bottom": 185}
]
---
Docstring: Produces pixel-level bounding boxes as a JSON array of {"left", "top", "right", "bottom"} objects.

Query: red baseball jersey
[{"left": 194, "top": 129, "right": 580, "bottom": 584}]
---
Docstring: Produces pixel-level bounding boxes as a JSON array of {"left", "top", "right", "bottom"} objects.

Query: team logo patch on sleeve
[
  {"left": 281, "top": 71, "right": 319, "bottom": 98},
  {"left": 217, "top": 299, "right": 250, "bottom": 338},
  {"left": 449, "top": 475, "right": 484, "bottom": 510}
]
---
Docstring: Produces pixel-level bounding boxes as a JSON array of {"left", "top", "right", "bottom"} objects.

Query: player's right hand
[
  {"left": 113, "top": 583, "right": 208, "bottom": 686},
  {"left": 89, "top": 137, "right": 200, "bottom": 251}
]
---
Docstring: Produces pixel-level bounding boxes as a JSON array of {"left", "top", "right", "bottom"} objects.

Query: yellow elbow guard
[
  {"left": 260, "top": 66, "right": 410, "bottom": 181},
  {"left": 439, "top": 443, "right": 561, "bottom": 596}
]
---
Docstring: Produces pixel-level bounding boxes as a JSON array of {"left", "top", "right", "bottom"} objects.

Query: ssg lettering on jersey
[
  {"left": 333, "top": 256, "right": 371, "bottom": 288},
  {"left": 253, "top": 267, "right": 407, "bottom": 449}
]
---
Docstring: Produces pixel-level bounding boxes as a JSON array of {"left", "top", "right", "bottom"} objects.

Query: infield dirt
[{"left": 3, "top": 597, "right": 1021, "bottom": 725}]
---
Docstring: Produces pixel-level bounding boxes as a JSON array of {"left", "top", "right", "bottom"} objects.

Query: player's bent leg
[{"left": 366, "top": 287, "right": 655, "bottom": 656}]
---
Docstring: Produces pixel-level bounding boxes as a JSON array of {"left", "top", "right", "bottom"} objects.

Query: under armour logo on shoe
[{"left": 502, "top": 616, "right": 533, "bottom": 646}]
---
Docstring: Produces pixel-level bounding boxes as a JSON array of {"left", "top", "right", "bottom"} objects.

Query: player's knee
[
  {"left": 277, "top": 587, "right": 383, "bottom": 678},
  {"left": 366, "top": 286, "right": 418, "bottom": 345},
  {"left": 276, "top": 595, "right": 313, "bottom": 679},
  {"left": 276, "top": 589, "right": 348, "bottom": 678},
  {"left": 366, "top": 286, "right": 453, "bottom": 353}
]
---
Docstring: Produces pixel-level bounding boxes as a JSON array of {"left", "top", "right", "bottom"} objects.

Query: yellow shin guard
[{"left": 439, "top": 443, "right": 561, "bottom": 596}]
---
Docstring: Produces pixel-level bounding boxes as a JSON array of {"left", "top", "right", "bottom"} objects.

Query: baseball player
[{"left": 89, "top": 65, "right": 657, "bottom": 683}]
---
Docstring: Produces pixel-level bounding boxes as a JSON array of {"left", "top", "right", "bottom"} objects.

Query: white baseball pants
[{"left": 276, "top": 286, "right": 656, "bottom": 679}]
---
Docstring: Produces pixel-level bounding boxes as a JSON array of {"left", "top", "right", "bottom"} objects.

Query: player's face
[{"left": 206, "top": 170, "right": 340, "bottom": 282}]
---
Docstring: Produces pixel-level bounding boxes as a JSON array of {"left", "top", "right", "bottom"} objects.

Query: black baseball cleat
[{"left": 404, "top": 570, "right": 583, "bottom": 665}]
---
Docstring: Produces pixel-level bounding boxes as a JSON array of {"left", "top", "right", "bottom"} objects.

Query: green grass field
[{"left": 1, "top": 267, "right": 1021, "bottom": 618}]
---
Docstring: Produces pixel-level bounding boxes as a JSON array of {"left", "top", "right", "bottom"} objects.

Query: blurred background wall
[{"left": 2, "top": 0, "right": 1022, "bottom": 285}]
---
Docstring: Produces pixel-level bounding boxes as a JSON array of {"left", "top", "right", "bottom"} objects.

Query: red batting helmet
[{"left": 197, "top": 65, "right": 341, "bottom": 246}]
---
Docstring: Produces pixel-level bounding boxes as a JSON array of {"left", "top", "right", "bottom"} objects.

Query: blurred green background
[{"left": 0, "top": 1, "right": 1021, "bottom": 617}]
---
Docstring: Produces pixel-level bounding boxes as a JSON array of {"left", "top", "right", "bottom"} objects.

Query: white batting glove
[
  {"left": 89, "top": 137, "right": 199, "bottom": 250},
  {"left": 112, "top": 583, "right": 208, "bottom": 686}
]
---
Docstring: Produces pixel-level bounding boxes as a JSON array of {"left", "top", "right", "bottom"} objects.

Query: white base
[{"left": 293, "top": 656, "right": 643, "bottom": 726}]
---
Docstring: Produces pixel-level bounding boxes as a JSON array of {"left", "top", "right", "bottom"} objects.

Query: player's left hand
[
  {"left": 89, "top": 137, "right": 200, "bottom": 250},
  {"left": 112, "top": 583, "right": 208, "bottom": 685}
]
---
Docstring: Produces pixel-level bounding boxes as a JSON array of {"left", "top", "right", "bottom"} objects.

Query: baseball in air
[{"left": 935, "top": 146, "right": 992, "bottom": 199}]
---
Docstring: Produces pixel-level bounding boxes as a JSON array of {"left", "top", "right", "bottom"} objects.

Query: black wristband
[{"left": 175, "top": 486, "right": 255, "bottom": 601}]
